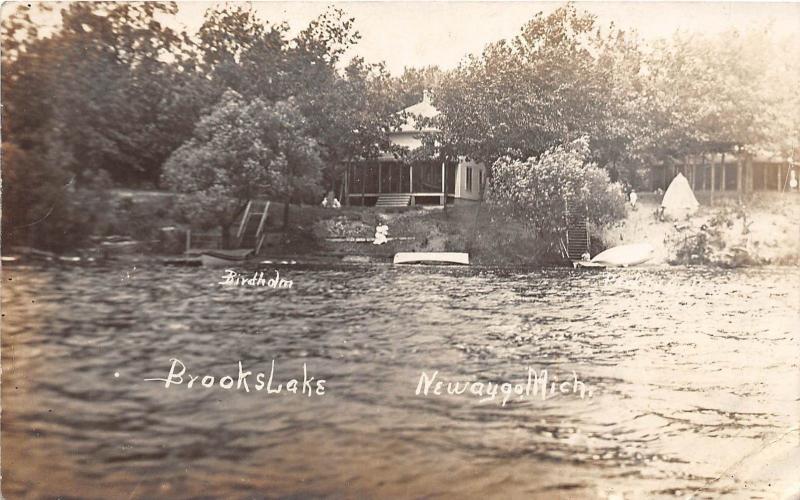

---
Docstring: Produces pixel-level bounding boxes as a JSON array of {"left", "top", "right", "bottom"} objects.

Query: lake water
[{"left": 2, "top": 264, "right": 798, "bottom": 499}]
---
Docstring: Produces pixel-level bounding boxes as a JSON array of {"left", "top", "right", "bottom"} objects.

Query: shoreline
[
  {"left": 4, "top": 249, "right": 798, "bottom": 272},
  {"left": 4, "top": 190, "right": 798, "bottom": 270}
]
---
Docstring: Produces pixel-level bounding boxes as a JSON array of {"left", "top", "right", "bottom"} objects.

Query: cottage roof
[{"left": 397, "top": 91, "right": 440, "bottom": 133}]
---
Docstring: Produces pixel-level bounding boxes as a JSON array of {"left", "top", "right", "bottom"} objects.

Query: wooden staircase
[
  {"left": 375, "top": 194, "right": 411, "bottom": 208},
  {"left": 236, "top": 200, "right": 271, "bottom": 255},
  {"left": 565, "top": 209, "right": 590, "bottom": 260}
]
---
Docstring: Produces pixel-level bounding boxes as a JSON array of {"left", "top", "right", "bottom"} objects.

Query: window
[
  {"left": 478, "top": 169, "right": 483, "bottom": 190},
  {"left": 466, "top": 167, "right": 473, "bottom": 192}
]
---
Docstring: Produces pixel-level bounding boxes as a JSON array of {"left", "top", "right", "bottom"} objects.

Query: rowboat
[
  {"left": 573, "top": 260, "right": 606, "bottom": 269},
  {"left": 393, "top": 252, "right": 469, "bottom": 265},
  {"left": 325, "top": 237, "right": 415, "bottom": 243},
  {"left": 591, "top": 243, "right": 654, "bottom": 267},
  {"left": 200, "top": 249, "right": 253, "bottom": 266}
]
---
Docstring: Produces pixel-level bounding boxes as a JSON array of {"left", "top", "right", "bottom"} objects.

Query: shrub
[
  {"left": 1, "top": 142, "right": 113, "bottom": 252},
  {"left": 486, "top": 137, "right": 626, "bottom": 246},
  {"left": 162, "top": 91, "right": 324, "bottom": 247},
  {"left": 106, "top": 195, "right": 178, "bottom": 241}
]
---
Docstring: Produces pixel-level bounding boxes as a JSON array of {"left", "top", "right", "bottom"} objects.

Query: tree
[
  {"left": 486, "top": 137, "right": 626, "bottom": 251},
  {"left": 2, "top": 2, "right": 204, "bottom": 186},
  {"left": 196, "top": 5, "right": 290, "bottom": 101},
  {"left": 389, "top": 65, "right": 446, "bottom": 108},
  {"left": 286, "top": 9, "right": 402, "bottom": 191},
  {"left": 268, "top": 99, "right": 326, "bottom": 227},
  {"left": 759, "top": 34, "right": 800, "bottom": 161},
  {"left": 162, "top": 91, "right": 323, "bottom": 247},
  {"left": 299, "top": 57, "right": 404, "bottom": 192},
  {"left": 0, "top": 141, "right": 113, "bottom": 251},
  {"left": 194, "top": 6, "right": 401, "bottom": 198},
  {"left": 645, "top": 30, "right": 771, "bottom": 160},
  {"left": 588, "top": 27, "right": 656, "bottom": 187},
  {"left": 433, "top": 5, "right": 621, "bottom": 167}
]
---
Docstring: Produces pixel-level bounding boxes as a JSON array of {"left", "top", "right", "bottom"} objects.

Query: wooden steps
[
  {"left": 375, "top": 194, "right": 411, "bottom": 208},
  {"left": 566, "top": 210, "right": 590, "bottom": 260}
]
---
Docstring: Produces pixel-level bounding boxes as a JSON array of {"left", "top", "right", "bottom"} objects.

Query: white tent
[{"left": 661, "top": 172, "right": 699, "bottom": 219}]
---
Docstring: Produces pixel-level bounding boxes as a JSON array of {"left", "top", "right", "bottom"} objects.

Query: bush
[
  {"left": 486, "top": 137, "right": 626, "bottom": 244},
  {"left": 105, "top": 195, "right": 178, "bottom": 241},
  {"left": 1, "top": 142, "right": 113, "bottom": 252},
  {"left": 162, "top": 91, "right": 324, "bottom": 247}
]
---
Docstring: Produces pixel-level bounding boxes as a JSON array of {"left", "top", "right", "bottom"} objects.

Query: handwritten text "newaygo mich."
[{"left": 416, "top": 368, "right": 592, "bottom": 406}]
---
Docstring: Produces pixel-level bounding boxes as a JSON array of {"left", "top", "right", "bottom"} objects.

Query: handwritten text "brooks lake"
[{"left": 145, "top": 358, "right": 325, "bottom": 396}]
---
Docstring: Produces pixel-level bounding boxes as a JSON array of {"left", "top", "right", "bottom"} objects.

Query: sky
[
  {"left": 7, "top": 1, "right": 799, "bottom": 75},
  {"left": 169, "top": 1, "right": 800, "bottom": 74}
]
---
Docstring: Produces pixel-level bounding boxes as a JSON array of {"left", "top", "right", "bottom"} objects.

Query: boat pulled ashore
[
  {"left": 590, "top": 243, "right": 654, "bottom": 267},
  {"left": 573, "top": 261, "right": 607, "bottom": 269},
  {"left": 393, "top": 252, "right": 469, "bottom": 265},
  {"left": 200, "top": 249, "right": 253, "bottom": 266}
]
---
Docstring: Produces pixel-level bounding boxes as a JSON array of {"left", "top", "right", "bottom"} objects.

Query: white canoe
[
  {"left": 591, "top": 243, "right": 654, "bottom": 267},
  {"left": 393, "top": 252, "right": 469, "bottom": 265}
]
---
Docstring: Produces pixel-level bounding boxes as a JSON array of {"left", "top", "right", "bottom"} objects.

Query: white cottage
[{"left": 343, "top": 92, "right": 486, "bottom": 207}]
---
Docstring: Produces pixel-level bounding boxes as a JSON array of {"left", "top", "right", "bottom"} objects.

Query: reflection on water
[{"left": 2, "top": 264, "right": 798, "bottom": 498}]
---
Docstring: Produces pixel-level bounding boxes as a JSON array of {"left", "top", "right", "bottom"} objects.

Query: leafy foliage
[
  {"left": 389, "top": 66, "right": 446, "bottom": 108},
  {"left": 2, "top": 2, "right": 203, "bottom": 186},
  {"left": 1, "top": 142, "right": 114, "bottom": 251},
  {"left": 2, "top": 2, "right": 798, "bottom": 254},
  {"left": 432, "top": 6, "right": 628, "bottom": 164},
  {"left": 162, "top": 91, "right": 323, "bottom": 246},
  {"left": 195, "top": 5, "right": 402, "bottom": 189},
  {"left": 487, "top": 137, "right": 626, "bottom": 242},
  {"left": 431, "top": 5, "right": 798, "bottom": 186},
  {"left": 647, "top": 30, "right": 771, "bottom": 156}
]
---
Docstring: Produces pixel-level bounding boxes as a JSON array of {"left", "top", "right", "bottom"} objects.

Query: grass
[
  {"left": 265, "top": 202, "right": 555, "bottom": 265},
  {"left": 107, "top": 188, "right": 799, "bottom": 266},
  {"left": 103, "top": 190, "right": 562, "bottom": 263}
]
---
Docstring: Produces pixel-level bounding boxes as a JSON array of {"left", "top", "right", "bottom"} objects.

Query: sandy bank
[{"left": 600, "top": 193, "right": 800, "bottom": 267}]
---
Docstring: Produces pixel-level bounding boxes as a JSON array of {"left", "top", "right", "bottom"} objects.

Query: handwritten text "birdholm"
[{"left": 219, "top": 269, "right": 292, "bottom": 288}]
